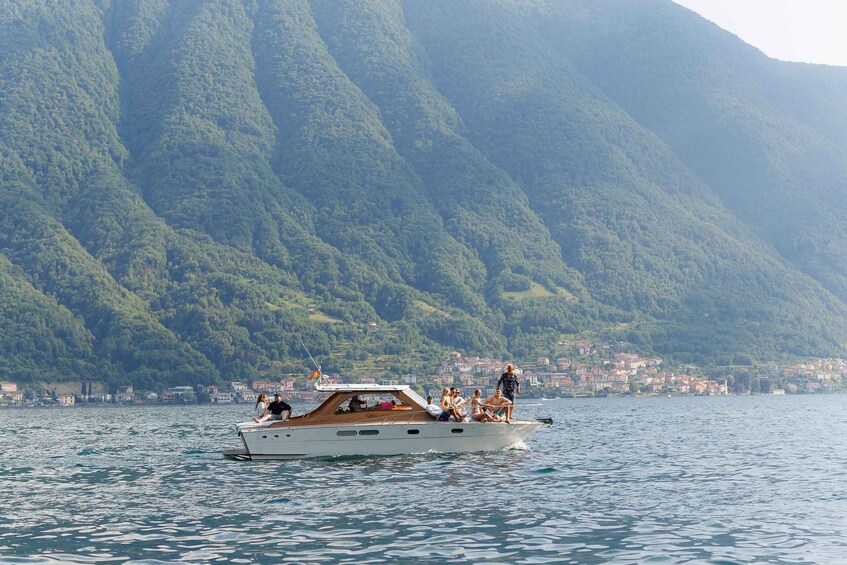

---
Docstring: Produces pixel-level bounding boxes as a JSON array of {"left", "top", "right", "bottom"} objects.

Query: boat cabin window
[{"left": 334, "top": 393, "right": 412, "bottom": 414}]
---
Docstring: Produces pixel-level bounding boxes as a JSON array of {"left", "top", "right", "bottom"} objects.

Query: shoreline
[{"left": 2, "top": 390, "right": 840, "bottom": 410}]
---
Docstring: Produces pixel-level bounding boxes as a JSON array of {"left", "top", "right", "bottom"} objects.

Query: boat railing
[{"left": 365, "top": 402, "right": 546, "bottom": 426}]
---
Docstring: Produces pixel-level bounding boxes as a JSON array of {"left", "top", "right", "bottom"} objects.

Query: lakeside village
[{"left": 3, "top": 342, "right": 846, "bottom": 408}]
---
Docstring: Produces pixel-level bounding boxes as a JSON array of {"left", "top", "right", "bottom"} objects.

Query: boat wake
[{"left": 505, "top": 440, "right": 531, "bottom": 451}]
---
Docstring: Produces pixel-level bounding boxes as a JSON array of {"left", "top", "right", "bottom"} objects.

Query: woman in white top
[{"left": 252, "top": 393, "right": 270, "bottom": 423}]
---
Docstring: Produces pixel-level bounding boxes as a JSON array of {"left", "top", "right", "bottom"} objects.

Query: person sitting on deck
[
  {"left": 441, "top": 387, "right": 465, "bottom": 422},
  {"left": 425, "top": 395, "right": 450, "bottom": 421},
  {"left": 451, "top": 388, "right": 467, "bottom": 410},
  {"left": 348, "top": 395, "right": 366, "bottom": 412},
  {"left": 483, "top": 389, "right": 514, "bottom": 423},
  {"left": 252, "top": 393, "right": 270, "bottom": 423},
  {"left": 470, "top": 389, "right": 500, "bottom": 422},
  {"left": 267, "top": 393, "right": 292, "bottom": 421}
]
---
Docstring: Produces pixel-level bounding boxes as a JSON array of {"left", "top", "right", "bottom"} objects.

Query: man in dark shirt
[
  {"left": 497, "top": 364, "right": 520, "bottom": 422},
  {"left": 267, "top": 393, "right": 292, "bottom": 421},
  {"left": 348, "top": 395, "right": 366, "bottom": 412}
]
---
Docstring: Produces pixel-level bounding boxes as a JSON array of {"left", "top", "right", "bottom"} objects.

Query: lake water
[{"left": 1, "top": 395, "right": 846, "bottom": 564}]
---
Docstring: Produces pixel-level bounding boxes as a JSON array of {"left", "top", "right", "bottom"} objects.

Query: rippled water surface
[{"left": 2, "top": 395, "right": 847, "bottom": 563}]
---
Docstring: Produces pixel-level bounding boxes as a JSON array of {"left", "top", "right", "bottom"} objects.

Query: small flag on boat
[{"left": 309, "top": 368, "right": 322, "bottom": 381}]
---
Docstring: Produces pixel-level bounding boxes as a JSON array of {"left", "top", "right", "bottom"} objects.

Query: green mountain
[
  {"left": 536, "top": 0, "right": 847, "bottom": 304},
  {"left": 1, "top": 0, "right": 846, "bottom": 388}
]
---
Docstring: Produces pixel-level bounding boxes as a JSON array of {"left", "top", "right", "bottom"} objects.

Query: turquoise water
[{"left": 1, "top": 395, "right": 846, "bottom": 563}]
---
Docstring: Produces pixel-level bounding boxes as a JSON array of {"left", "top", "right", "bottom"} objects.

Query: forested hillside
[{"left": 1, "top": 0, "right": 846, "bottom": 388}]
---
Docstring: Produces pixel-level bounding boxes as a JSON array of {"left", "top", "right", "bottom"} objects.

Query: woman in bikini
[{"left": 470, "top": 389, "right": 499, "bottom": 422}]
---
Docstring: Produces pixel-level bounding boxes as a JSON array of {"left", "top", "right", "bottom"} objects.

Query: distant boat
[{"left": 226, "top": 383, "right": 549, "bottom": 460}]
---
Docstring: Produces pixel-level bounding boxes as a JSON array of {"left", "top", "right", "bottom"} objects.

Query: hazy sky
[{"left": 673, "top": 0, "right": 847, "bottom": 67}]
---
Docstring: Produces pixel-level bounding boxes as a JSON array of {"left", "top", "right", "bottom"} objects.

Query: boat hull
[{"left": 236, "top": 420, "right": 545, "bottom": 459}]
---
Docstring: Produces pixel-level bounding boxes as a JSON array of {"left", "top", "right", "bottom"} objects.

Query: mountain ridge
[{"left": 1, "top": 0, "right": 846, "bottom": 388}]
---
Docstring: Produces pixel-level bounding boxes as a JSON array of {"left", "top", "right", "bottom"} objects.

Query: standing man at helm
[{"left": 496, "top": 364, "right": 520, "bottom": 423}]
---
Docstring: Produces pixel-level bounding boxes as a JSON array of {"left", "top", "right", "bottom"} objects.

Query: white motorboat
[{"left": 226, "top": 383, "right": 549, "bottom": 460}]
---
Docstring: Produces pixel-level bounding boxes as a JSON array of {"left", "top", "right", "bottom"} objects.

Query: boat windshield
[
  {"left": 401, "top": 387, "right": 427, "bottom": 408},
  {"left": 335, "top": 392, "right": 417, "bottom": 414}
]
